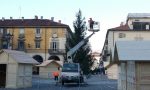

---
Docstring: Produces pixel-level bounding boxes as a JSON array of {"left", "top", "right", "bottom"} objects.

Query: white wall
[
  {"left": 6, "top": 64, "right": 17, "bottom": 88},
  {"left": 17, "top": 64, "right": 32, "bottom": 88},
  {"left": 59, "top": 38, "right": 66, "bottom": 49},
  {"left": 107, "top": 31, "right": 150, "bottom": 60}
]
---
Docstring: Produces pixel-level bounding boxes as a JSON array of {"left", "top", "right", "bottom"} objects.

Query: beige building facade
[{"left": 0, "top": 16, "right": 72, "bottom": 74}]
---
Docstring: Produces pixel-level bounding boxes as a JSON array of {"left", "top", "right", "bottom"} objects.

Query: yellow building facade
[{"left": 0, "top": 16, "right": 72, "bottom": 66}]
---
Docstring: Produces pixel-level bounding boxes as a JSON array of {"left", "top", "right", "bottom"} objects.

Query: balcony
[
  {"left": 35, "top": 34, "right": 42, "bottom": 41},
  {"left": 18, "top": 34, "right": 25, "bottom": 38},
  {"left": 34, "top": 37, "right": 42, "bottom": 41},
  {"left": 35, "top": 34, "right": 41, "bottom": 38},
  {"left": 48, "top": 49, "right": 66, "bottom": 55}
]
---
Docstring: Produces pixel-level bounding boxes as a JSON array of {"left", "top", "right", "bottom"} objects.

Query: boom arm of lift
[{"left": 67, "top": 32, "right": 95, "bottom": 63}]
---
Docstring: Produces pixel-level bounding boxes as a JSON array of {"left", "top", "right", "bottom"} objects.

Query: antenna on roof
[{"left": 19, "top": 6, "right": 22, "bottom": 19}]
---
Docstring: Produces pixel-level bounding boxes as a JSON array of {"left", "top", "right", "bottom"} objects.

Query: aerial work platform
[{"left": 88, "top": 18, "right": 100, "bottom": 32}]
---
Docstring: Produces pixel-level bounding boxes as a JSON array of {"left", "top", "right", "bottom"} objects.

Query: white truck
[
  {"left": 60, "top": 63, "right": 83, "bottom": 85},
  {"left": 60, "top": 19, "right": 99, "bottom": 85}
]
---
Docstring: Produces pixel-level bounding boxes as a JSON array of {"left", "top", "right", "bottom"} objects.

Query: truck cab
[{"left": 60, "top": 63, "right": 84, "bottom": 85}]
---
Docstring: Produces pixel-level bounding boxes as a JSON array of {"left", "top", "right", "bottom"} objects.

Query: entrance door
[{"left": 0, "top": 64, "right": 6, "bottom": 88}]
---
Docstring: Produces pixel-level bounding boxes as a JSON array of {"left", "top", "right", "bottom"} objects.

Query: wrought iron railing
[{"left": 48, "top": 49, "right": 66, "bottom": 55}]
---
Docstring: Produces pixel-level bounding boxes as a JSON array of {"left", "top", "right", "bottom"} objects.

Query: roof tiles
[{"left": 0, "top": 19, "right": 68, "bottom": 27}]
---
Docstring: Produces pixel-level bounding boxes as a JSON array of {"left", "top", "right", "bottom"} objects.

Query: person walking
[
  {"left": 52, "top": 71, "right": 59, "bottom": 81},
  {"left": 99, "top": 61, "right": 105, "bottom": 75}
]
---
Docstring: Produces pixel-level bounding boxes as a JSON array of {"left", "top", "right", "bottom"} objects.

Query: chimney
[
  {"left": 41, "top": 16, "right": 43, "bottom": 19},
  {"left": 58, "top": 20, "right": 61, "bottom": 23},
  {"left": 2, "top": 17, "right": 5, "bottom": 21},
  {"left": 51, "top": 17, "right": 54, "bottom": 21},
  {"left": 35, "top": 15, "right": 38, "bottom": 19},
  {"left": 10, "top": 17, "right": 13, "bottom": 20},
  {"left": 22, "top": 17, "right": 24, "bottom": 21}
]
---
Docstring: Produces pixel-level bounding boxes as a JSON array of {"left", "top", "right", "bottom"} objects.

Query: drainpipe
[{"left": 45, "top": 28, "right": 46, "bottom": 61}]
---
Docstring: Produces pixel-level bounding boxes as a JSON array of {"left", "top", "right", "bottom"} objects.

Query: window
[
  {"left": 35, "top": 41, "right": 40, "bottom": 48},
  {"left": 133, "top": 22, "right": 150, "bottom": 30},
  {"left": 50, "top": 38, "right": 59, "bottom": 51},
  {"left": 7, "top": 29, "right": 10, "bottom": 34},
  {"left": 0, "top": 28, "right": 3, "bottom": 33},
  {"left": 146, "top": 25, "right": 149, "bottom": 30},
  {"left": 36, "top": 28, "right": 41, "bottom": 34},
  {"left": 52, "top": 42, "right": 57, "bottom": 50},
  {"left": 19, "top": 28, "right": 25, "bottom": 37},
  {"left": 3, "top": 28, "right": 7, "bottom": 35},
  {"left": 2, "top": 28, "right": 11, "bottom": 35},
  {"left": 20, "top": 28, "right": 24, "bottom": 34},
  {"left": 118, "top": 33, "right": 126, "bottom": 38},
  {"left": 2, "top": 41, "right": 8, "bottom": 49},
  {"left": 35, "top": 28, "right": 41, "bottom": 37},
  {"left": 18, "top": 41, "right": 25, "bottom": 50}
]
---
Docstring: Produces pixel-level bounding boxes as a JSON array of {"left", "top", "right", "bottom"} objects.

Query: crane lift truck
[{"left": 60, "top": 19, "right": 100, "bottom": 85}]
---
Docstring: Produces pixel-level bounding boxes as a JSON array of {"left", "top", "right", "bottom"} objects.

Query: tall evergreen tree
[{"left": 72, "top": 10, "right": 93, "bottom": 74}]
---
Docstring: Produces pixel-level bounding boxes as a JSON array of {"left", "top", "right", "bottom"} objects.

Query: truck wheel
[{"left": 80, "top": 77, "right": 84, "bottom": 83}]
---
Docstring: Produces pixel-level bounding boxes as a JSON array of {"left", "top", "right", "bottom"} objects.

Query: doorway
[
  {"left": 32, "top": 55, "right": 43, "bottom": 75},
  {"left": 0, "top": 64, "right": 6, "bottom": 88}
]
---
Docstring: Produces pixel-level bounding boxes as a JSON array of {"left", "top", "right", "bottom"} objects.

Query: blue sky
[{"left": 1, "top": 0, "right": 150, "bottom": 52}]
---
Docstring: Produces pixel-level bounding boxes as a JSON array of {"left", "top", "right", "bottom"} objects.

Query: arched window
[
  {"left": 33, "top": 55, "right": 43, "bottom": 63},
  {"left": 48, "top": 56, "right": 60, "bottom": 61}
]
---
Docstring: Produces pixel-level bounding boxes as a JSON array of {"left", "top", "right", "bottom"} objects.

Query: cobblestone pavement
[{"left": 0, "top": 75, "right": 118, "bottom": 90}]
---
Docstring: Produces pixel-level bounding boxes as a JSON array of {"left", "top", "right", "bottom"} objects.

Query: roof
[
  {"left": 110, "top": 24, "right": 130, "bottom": 30},
  {"left": 115, "top": 41, "right": 150, "bottom": 61},
  {"left": 2, "top": 49, "right": 39, "bottom": 64},
  {"left": 127, "top": 13, "right": 150, "bottom": 19},
  {"left": 0, "top": 19, "right": 69, "bottom": 28},
  {"left": 36, "top": 60, "right": 63, "bottom": 67}
]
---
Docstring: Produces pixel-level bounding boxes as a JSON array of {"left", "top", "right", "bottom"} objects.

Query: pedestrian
[
  {"left": 99, "top": 61, "right": 105, "bottom": 75},
  {"left": 52, "top": 71, "right": 59, "bottom": 81}
]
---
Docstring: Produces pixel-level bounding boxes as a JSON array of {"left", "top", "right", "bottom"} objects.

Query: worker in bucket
[{"left": 89, "top": 18, "right": 95, "bottom": 29}]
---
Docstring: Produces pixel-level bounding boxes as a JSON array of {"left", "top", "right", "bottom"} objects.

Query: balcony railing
[
  {"left": 48, "top": 49, "right": 66, "bottom": 55},
  {"left": 24, "top": 49, "right": 66, "bottom": 54},
  {"left": 34, "top": 37, "right": 42, "bottom": 41},
  {"left": 18, "top": 34, "right": 25, "bottom": 38}
]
